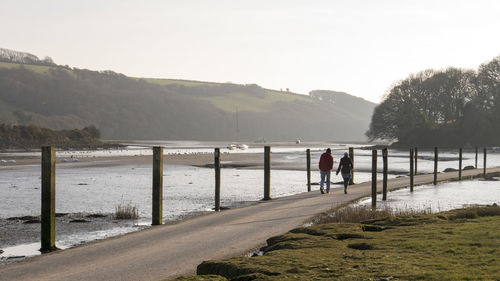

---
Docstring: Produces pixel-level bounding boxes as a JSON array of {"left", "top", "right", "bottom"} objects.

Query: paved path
[{"left": 1, "top": 167, "right": 498, "bottom": 281}]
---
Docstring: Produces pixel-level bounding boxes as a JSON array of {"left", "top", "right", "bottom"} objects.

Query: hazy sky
[{"left": 1, "top": 0, "right": 500, "bottom": 103}]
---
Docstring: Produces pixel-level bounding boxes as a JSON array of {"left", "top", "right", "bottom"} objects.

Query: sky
[{"left": 1, "top": 0, "right": 500, "bottom": 103}]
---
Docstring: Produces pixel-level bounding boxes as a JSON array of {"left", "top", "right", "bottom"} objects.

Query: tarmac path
[{"left": 1, "top": 167, "right": 498, "bottom": 281}]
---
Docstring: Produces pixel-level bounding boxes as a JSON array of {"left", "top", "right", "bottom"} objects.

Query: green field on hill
[
  {"left": 0, "top": 61, "right": 55, "bottom": 73},
  {"left": 138, "top": 77, "right": 219, "bottom": 87},
  {"left": 201, "top": 92, "right": 312, "bottom": 113},
  {"left": 0, "top": 61, "right": 312, "bottom": 114}
]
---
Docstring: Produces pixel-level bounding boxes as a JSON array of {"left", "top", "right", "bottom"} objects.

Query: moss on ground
[{"left": 175, "top": 205, "right": 500, "bottom": 281}]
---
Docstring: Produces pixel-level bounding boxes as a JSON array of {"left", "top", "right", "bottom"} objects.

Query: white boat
[{"left": 237, "top": 144, "right": 248, "bottom": 150}]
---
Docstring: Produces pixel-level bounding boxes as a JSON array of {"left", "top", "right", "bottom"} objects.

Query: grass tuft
[
  {"left": 114, "top": 202, "right": 139, "bottom": 220},
  {"left": 449, "top": 209, "right": 478, "bottom": 220},
  {"left": 309, "top": 205, "right": 432, "bottom": 225},
  {"left": 448, "top": 204, "right": 500, "bottom": 220}
]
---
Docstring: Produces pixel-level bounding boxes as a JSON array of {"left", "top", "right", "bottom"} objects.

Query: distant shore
[{"left": 0, "top": 140, "right": 353, "bottom": 170}]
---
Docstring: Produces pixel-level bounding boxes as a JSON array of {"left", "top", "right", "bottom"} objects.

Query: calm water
[
  {"left": 1, "top": 142, "right": 499, "bottom": 261},
  {"left": 358, "top": 179, "right": 500, "bottom": 212},
  {"left": 1, "top": 144, "right": 499, "bottom": 220}
]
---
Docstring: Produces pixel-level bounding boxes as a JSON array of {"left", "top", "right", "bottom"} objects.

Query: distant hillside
[
  {"left": 0, "top": 52, "right": 376, "bottom": 142},
  {"left": 309, "top": 90, "right": 375, "bottom": 121}
]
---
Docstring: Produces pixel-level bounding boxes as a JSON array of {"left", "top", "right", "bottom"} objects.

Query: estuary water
[{"left": 1, "top": 141, "right": 499, "bottom": 262}]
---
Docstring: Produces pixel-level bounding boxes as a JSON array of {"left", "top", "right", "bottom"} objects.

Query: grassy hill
[
  {"left": 138, "top": 76, "right": 312, "bottom": 113},
  {"left": 0, "top": 60, "right": 375, "bottom": 141},
  {"left": 0, "top": 61, "right": 55, "bottom": 73}
]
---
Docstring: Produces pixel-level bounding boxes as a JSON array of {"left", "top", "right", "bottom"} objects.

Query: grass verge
[{"left": 174, "top": 204, "right": 500, "bottom": 280}]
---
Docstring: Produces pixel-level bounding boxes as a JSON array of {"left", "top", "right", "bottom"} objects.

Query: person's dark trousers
[{"left": 342, "top": 173, "right": 350, "bottom": 193}]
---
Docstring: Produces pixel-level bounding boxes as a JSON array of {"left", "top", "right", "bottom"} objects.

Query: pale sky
[{"left": 1, "top": 0, "right": 500, "bottom": 103}]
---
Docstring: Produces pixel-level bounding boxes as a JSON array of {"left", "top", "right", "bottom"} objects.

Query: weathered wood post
[
  {"left": 214, "top": 148, "right": 221, "bottom": 212},
  {"left": 483, "top": 148, "right": 487, "bottom": 178},
  {"left": 410, "top": 148, "right": 414, "bottom": 192},
  {"left": 458, "top": 148, "right": 462, "bottom": 181},
  {"left": 264, "top": 146, "right": 271, "bottom": 200},
  {"left": 306, "top": 149, "right": 311, "bottom": 192},
  {"left": 433, "top": 147, "right": 438, "bottom": 185},
  {"left": 152, "top": 146, "right": 163, "bottom": 225},
  {"left": 371, "top": 150, "right": 377, "bottom": 208},
  {"left": 349, "top": 147, "right": 354, "bottom": 185},
  {"left": 382, "top": 148, "right": 388, "bottom": 201},
  {"left": 41, "top": 146, "right": 56, "bottom": 252},
  {"left": 475, "top": 147, "right": 478, "bottom": 169},
  {"left": 414, "top": 147, "right": 418, "bottom": 175}
]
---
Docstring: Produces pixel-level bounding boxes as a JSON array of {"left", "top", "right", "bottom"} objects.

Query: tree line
[
  {"left": 0, "top": 124, "right": 119, "bottom": 150},
  {"left": 0, "top": 48, "right": 55, "bottom": 66},
  {"left": 367, "top": 54, "right": 500, "bottom": 147}
]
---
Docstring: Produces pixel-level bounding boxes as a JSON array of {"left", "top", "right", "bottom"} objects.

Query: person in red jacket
[{"left": 318, "top": 148, "right": 334, "bottom": 194}]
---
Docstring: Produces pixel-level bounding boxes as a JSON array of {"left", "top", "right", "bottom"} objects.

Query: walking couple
[{"left": 318, "top": 148, "right": 353, "bottom": 194}]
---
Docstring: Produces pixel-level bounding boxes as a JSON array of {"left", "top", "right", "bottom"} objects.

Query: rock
[
  {"left": 7, "top": 256, "right": 25, "bottom": 260},
  {"left": 443, "top": 168, "right": 458, "bottom": 172},
  {"left": 86, "top": 214, "right": 106, "bottom": 218},
  {"left": 347, "top": 242, "right": 374, "bottom": 250},
  {"left": 361, "top": 225, "right": 386, "bottom": 232},
  {"left": 70, "top": 219, "right": 90, "bottom": 223},
  {"left": 463, "top": 165, "right": 475, "bottom": 170},
  {"left": 23, "top": 219, "right": 41, "bottom": 224},
  {"left": 0, "top": 250, "right": 3, "bottom": 254},
  {"left": 479, "top": 177, "right": 499, "bottom": 181},
  {"left": 7, "top": 215, "right": 38, "bottom": 221}
]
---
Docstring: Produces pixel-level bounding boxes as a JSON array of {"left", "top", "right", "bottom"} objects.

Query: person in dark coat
[
  {"left": 336, "top": 152, "right": 353, "bottom": 194},
  {"left": 318, "top": 148, "right": 334, "bottom": 194}
]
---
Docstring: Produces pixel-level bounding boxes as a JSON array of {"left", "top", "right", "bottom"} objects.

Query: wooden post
[
  {"left": 41, "top": 146, "right": 56, "bottom": 252},
  {"left": 483, "top": 148, "right": 487, "bottom": 178},
  {"left": 371, "top": 150, "right": 377, "bottom": 208},
  {"left": 306, "top": 149, "right": 311, "bottom": 192},
  {"left": 382, "top": 148, "right": 388, "bottom": 201},
  {"left": 214, "top": 148, "right": 221, "bottom": 211},
  {"left": 475, "top": 147, "right": 478, "bottom": 169},
  {"left": 152, "top": 146, "right": 163, "bottom": 225},
  {"left": 458, "top": 148, "right": 462, "bottom": 181},
  {"left": 349, "top": 147, "right": 354, "bottom": 185},
  {"left": 414, "top": 147, "right": 418, "bottom": 175},
  {"left": 264, "top": 146, "right": 271, "bottom": 200},
  {"left": 433, "top": 147, "right": 438, "bottom": 185},
  {"left": 410, "top": 148, "right": 414, "bottom": 192}
]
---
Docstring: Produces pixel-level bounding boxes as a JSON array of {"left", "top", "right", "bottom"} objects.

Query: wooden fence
[{"left": 39, "top": 145, "right": 489, "bottom": 252}]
